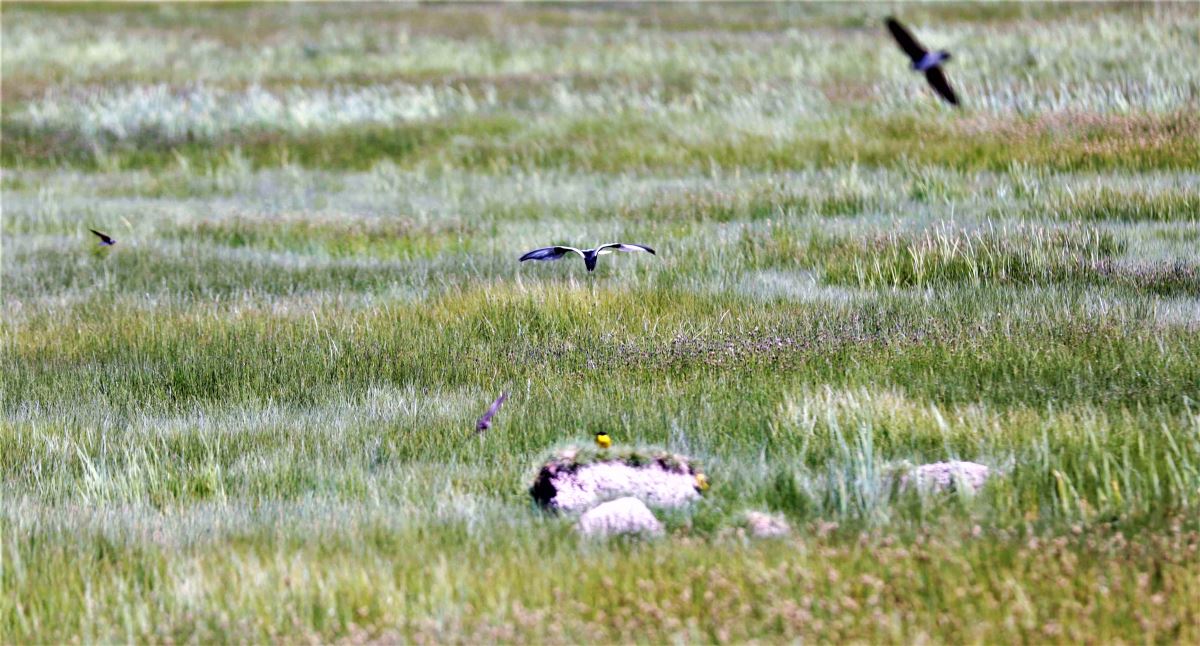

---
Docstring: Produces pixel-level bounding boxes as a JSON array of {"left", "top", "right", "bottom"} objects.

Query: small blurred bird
[
  {"left": 520, "top": 243, "right": 655, "bottom": 272},
  {"left": 885, "top": 17, "right": 960, "bottom": 106},
  {"left": 475, "top": 392, "right": 508, "bottom": 433},
  {"left": 90, "top": 229, "right": 116, "bottom": 246},
  {"left": 594, "top": 431, "right": 612, "bottom": 449},
  {"left": 695, "top": 473, "right": 710, "bottom": 492}
]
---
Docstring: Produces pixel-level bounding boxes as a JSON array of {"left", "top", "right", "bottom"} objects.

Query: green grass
[
  {"left": 164, "top": 215, "right": 478, "bottom": 260},
  {"left": 1047, "top": 187, "right": 1200, "bottom": 222},
  {"left": 3, "top": 3, "right": 1200, "bottom": 643},
  {"left": 7, "top": 111, "right": 1199, "bottom": 174}
]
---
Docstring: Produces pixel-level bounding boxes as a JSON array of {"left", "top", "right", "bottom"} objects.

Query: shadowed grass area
[
  {"left": 8, "top": 111, "right": 1197, "bottom": 174},
  {"left": 489, "top": 185, "right": 875, "bottom": 224},
  {"left": 3, "top": 241, "right": 419, "bottom": 298},
  {"left": 0, "top": 116, "right": 525, "bottom": 171}
]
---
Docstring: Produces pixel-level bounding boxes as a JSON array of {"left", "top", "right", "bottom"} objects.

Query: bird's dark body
[{"left": 913, "top": 50, "right": 951, "bottom": 72}]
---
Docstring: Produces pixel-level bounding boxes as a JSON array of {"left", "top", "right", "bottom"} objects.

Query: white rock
[
  {"left": 577, "top": 497, "right": 664, "bottom": 537},
  {"left": 901, "top": 461, "right": 991, "bottom": 493},
  {"left": 744, "top": 511, "right": 791, "bottom": 538},
  {"left": 548, "top": 461, "right": 701, "bottom": 513}
]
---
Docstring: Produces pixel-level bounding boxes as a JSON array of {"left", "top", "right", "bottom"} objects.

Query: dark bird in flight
[
  {"left": 885, "top": 17, "right": 960, "bottom": 106},
  {"left": 90, "top": 229, "right": 116, "bottom": 246},
  {"left": 475, "top": 392, "right": 508, "bottom": 433},
  {"left": 519, "top": 243, "right": 656, "bottom": 272}
]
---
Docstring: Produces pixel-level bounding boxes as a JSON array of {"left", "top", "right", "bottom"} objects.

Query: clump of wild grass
[
  {"left": 741, "top": 221, "right": 1134, "bottom": 289},
  {"left": 1046, "top": 187, "right": 1200, "bottom": 223},
  {"left": 827, "top": 225, "right": 1120, "bottom": 289},
  {"left": 739, "top": 222, "right": 1196, "bottom": 296}
]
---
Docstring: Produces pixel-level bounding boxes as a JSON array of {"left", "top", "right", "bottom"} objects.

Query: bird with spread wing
[
  {"left": 519, "top": 243, "right": 655, "bottom": 272},
  {"left": 90, "top": 229, "right": 117, "bottom": 246},
  {"left": 475, "top": 392, "right": 508, "bottom": 433},
  {"left": 885, "top": 17, "right": 960, "bottom": 107}
]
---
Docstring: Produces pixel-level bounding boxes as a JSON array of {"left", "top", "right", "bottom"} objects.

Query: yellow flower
[
  {"left": 594, "top": 432, "right": 612, "bottom": 449},
  {"left": 695, "top": 473, "right": 710, "bottom": 492}
]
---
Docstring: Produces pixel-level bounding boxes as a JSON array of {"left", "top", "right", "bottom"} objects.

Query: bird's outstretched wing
[
  {"left": 519, "top": 246, "right": 584, "bottom": 262},
  {"left": 886, "top": 17, "right": 927, "bottom": 62},
  {"left": 595, "top": 243, "right": 656, "bottom": 256},
  {"left": 924, "top": 67, "right": 960, "bottom": 106},
  {"left": 476, "top": 391, "right": 507, "bottom": 431},
  {"left": 89, "top": 229, "right": 115, "bottom": 245}
]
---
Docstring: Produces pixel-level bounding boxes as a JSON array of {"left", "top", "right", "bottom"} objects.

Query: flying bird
[
  {"left": 885, "top": 17, "right": 960, "bottom": 106},
  {"left": 519, "top": 243, "right": 655, "bottom": 272},
  {"left": 89, "top": 229, "right": 116, "bottom": 246},
  {"left": 475, "top": 392, "right": 508, "bottom": 433}
]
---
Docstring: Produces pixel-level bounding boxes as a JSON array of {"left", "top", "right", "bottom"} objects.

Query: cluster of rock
[
  {"left": 529, "top": 449, "right": 994, "bottom": 538},
  {"left": 530, "top": 448, "right": 706, "bottom": 537}
]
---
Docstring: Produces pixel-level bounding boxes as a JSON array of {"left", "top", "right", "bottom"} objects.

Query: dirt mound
[
  {"left": 530, "top": 447, "right": 707, "bottom": 513},
  {"left": 577, "top": 497, "right": 664, "bottom": 537}
]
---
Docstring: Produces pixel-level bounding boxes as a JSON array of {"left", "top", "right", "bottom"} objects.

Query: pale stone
[
  {"left": 577, "top": 497, "right": 664, "bottom": 537},
  {"left": 901, "top": 461, "right": 991, "bottom": 493},
  {"left": 546, "top": 461, "right": 702, "bottom": 513},
  {"left": 744, "top": 511, "right": 791, "bottom": 538}
]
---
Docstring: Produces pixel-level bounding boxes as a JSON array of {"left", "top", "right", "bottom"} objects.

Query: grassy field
[{"left": 3, "top": 2, "right": 1199, "bottom": 643}]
